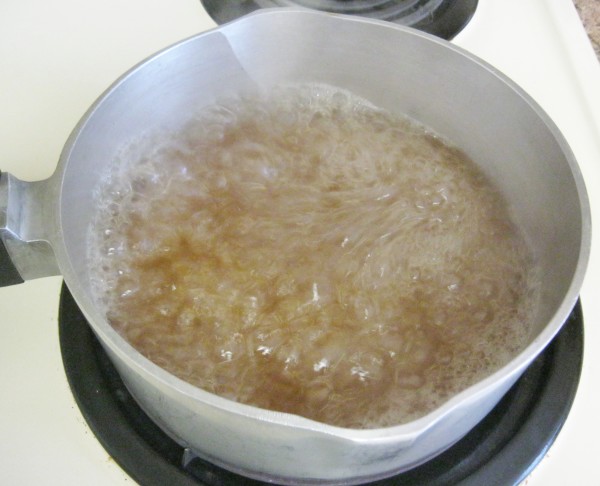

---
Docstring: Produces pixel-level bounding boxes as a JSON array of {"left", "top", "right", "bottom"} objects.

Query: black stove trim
[{"left": 59, "top": 282, "right": 583, "bottom": 486}]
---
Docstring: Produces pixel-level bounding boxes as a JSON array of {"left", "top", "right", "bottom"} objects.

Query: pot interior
[{"left": 58, "top": 9, "right": 587, "bottom": 418}]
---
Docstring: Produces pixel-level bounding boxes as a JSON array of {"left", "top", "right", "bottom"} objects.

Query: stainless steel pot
[{"left": 0, "top": 9, "right": 590, "bottom": 484}]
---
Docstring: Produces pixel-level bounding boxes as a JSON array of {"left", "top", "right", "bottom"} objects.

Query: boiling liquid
[{"left": 89, "top": 85, "right": 537, "bottom": 428}]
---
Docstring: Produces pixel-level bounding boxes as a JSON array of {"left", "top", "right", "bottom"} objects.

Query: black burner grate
[{"left": 59, "top": 282, "right": 583, "bottom": 486}]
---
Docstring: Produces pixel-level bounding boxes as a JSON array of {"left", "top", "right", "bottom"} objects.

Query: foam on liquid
[{"left": 88, "top": 84, "right": 538, "bottom": 429}]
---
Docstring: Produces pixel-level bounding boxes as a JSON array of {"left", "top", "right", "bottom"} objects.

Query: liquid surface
[{"left": 89, "top": 85, "right": 537, "bottom": 428}]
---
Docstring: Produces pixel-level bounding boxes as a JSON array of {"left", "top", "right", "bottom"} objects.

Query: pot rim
[{"left": 52, "top": 8, "right": 591, "bottom": 443}]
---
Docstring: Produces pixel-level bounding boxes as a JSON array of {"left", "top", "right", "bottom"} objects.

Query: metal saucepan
[{"left": 0, "top": 9, "right": 590, "bottom": 484}]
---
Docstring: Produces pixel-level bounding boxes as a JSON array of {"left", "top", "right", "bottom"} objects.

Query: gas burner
[
  {"left": 200, "top": 0, "right": 478, "bottom": 39},
  {"left": 59, "top": 282, "right": 583, "bottom": 485}
]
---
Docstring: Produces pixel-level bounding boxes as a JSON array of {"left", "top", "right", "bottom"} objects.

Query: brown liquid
[{"left": 89, "top": 85, "right": 537, "bottom": 428}]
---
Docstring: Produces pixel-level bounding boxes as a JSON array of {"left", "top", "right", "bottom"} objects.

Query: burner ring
[
  {"left": 200, "top": 0, "right": 478, "bottom": 39},
  {"left": 59, "top": 282, "right": 583, "bottom": 485}
]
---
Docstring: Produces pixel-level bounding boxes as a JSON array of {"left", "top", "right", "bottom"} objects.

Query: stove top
[{"left": 1, "top": 1, "right": 599, "bottom": 484}]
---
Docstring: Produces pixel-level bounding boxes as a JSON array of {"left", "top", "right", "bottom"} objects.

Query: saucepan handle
[{"left": 0, "top": 171, "right": 60, "bottom": 287}]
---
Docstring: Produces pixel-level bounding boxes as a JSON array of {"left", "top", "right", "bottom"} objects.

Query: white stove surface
[{"left": 1, "top": 0, "right": 599, "bottom": 484}]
